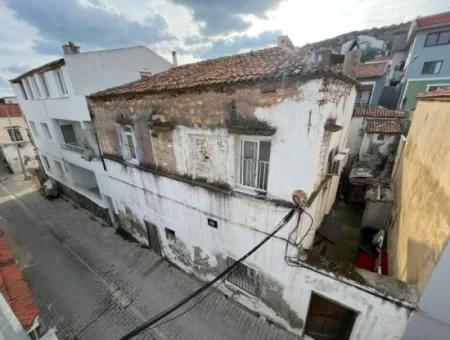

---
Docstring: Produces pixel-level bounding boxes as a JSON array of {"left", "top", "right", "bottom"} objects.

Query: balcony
[
  {"left": 61, "top": 143, "right": 87, "bottom": 154},
  {"left": 236, "top": 157, "right": 269, "bottom": 193}
]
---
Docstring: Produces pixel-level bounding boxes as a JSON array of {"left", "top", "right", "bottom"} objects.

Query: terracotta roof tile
[
  {"left": 0, "top": 233, "right": 39, "bottom": 330},
  {"left": 416, "top": 86, "right": 450, "bottom": 99},
  {"left": 0, "top": 104, "right": 22, "bottom": 118},
  {"left": 416, "top": 11, "right": 450, "bottom": 28},
  {"left": 353, "top": 105, "right": 406, "bottom": 118},
  {"left": 366, "top": 119, "right": 401, "bottom": 133},
  {"left": 357, "top": 62, "right": 387, "bottom": 78},
  {"left": 91, "top": 46, "right": 351, "bottom": 98}
]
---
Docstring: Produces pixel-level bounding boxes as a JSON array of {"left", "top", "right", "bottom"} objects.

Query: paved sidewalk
[{"left": 0, "top": 172, "right": 299, "bottom": 340}]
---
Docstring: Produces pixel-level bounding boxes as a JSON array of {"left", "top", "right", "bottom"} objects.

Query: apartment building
[
  {"left": 10, "top": 43, "right": 172, "bottom": 212},
  {"left": 88, "top": 38, "right": 415, "bottom": 339}
]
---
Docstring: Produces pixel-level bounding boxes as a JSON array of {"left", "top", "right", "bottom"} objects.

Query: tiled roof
[
  {"left": 353, "top": 105, "right": 406, "bottom": 118},
  {"left": 0, "top": 104, "right": 22, "bottom": 118},
  {"left": 366, "top": 119, "right": 401, "bottom": 133},
  {"left": 11, "top": 58, "right": 64, "bottom": 83},
  {"left": 416, "top": 11, "right": 450, "bottom": 28},
  {"left": 0, "top": 232, "right": 39, "bottom": 330},
  {"left": 416, "top": 87, "right": 450, "bottom": 99},
  {"left": 91, "top": 47, "right": 353, "bottom": 98},
  {"left": 357, "top": 61, "right": 387, "bottom": 78}
]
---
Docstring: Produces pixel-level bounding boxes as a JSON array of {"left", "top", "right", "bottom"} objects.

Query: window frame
[
  {"left": 38, "top": 73, "right": 50, "bottom": 98},
  {"left": 23, "top": 78, "right": 34, "bottom": 100},
  {"left": 30, "top": 76, "right": 42, "bottom": 99},
  {"left": 122, "top": 125, "right": 138, "bottom": 162},
  {"left": 40, "top": 122, "right": 52, "bottom": 141},
  {"left": 18, "top": 82, "right": 28, "bottom": 100},
  {"left": 54, "top": 160, "right": 65, "bottom": 179},
  {"left": 226, "top": 256, "right": 258, "bottom": 295},
  {"left": 236, "top": 137, "right": 271, "bottom": 193},
  {"left": 54, "top": 68, "right": 68, "bottom": 96},
  {"left": 6, "top": 126, "right": 23, "bottom": 142},
  {"left": 424, "top": 30, "right": 450, "bottom": 47},
  {"left": 421, "top": 60, "right": 443, "bottom": 75},
  {"left": 29, "top": 121, "right": 39, "bottom": 137}
]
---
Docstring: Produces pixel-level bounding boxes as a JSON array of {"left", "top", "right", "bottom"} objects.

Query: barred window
[{"left": 226, "top": 257, "right": 258, "bottom": 295}]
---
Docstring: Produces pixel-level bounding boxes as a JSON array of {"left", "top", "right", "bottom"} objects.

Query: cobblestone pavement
[{"left": 0, "top": 172, "right": 299, "bottom": 340}]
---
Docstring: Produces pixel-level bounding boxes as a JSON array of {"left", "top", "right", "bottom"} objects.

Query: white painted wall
[
  {"left": 12, "top": 46, "right": 172, "bottom": 206},
  {"left": 347, "top": 117, "right": 365, "bottom": 155},
  {"left": 360, "top": 132, "right": 397, "bottom": 160}
]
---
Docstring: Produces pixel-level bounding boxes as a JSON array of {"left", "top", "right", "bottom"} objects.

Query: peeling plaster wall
[{"left": 347, "top": 116, "right": 365, "bottom": 155}]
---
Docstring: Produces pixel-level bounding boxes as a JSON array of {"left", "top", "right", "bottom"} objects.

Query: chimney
[
  {"left": 172, "top": 51, "right": 178, "bottom": 66},
  {"left": 277, "top": 35, "right": 295, "bottom": 51},
  {"left": 62, "top": 41, "right": 80, "bottom": 55},
  {"left": 342, "top": 40, "right": 361, "bottom": 80}
]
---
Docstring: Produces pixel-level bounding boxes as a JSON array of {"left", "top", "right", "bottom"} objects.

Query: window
[
  {"left": 41, "top": 155, "right": 51, "bottom": 170},
  {"left": 226, "top": 257, "right": 258, "bottom": 295},
  {"left": 54, "top": 160, "right": 65, "bottom": 179},
  {"left": 122, "top": 125, "right": 137, "bottom": 161},
  {"left": 60, "top": 124, "right": 78, "bottom": 145},
  {"left": 30, "top": 76, "right": 41, "bottom": 98},
  {"left": 237, "top": 139, "right": 270, "bottom": 192},
  {"left": 355, "top": 90, "right": 371, "bottom": 106},
  {"left": 54, "top": 69, "right": 68, "bottom": 96},
  {"left": 421, "top": 60, "right": 443, "bottom": 74},
  {"left": 38, "top": 73, "right": 50, "bottom": 98},
  {"left": 377, "top": 133, "right": 385, "bottom": 141},
  {"left": 40, "top": 122, "right": 52, "bottom": 141},
  {"left": 6, "top": 126, "right": 23, "bottom": 142},
  {"left": 24, "top": 78, "right": 34, "bottom": 100},
  {"left": 305, "top": 293, "right": 357, "bottom": 340},
  {"left": 427, "top": 84, "right": 450, "bottom": 92},
  {"left": 18, "top": 82, "right": 28, "bottom": 100},
  {"left": 29, "top": 121, "right": 39, "bottom": 137},
  {"left": 165, "top": 228, "right": 176, "bottom": 241},
  {"left": 424, "top": 30, "right": 450, "bottom": 47}
]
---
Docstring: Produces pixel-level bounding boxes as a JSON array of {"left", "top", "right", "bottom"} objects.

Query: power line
[{"left": 119, "top": 206, "right": 299, "bottom": 340}]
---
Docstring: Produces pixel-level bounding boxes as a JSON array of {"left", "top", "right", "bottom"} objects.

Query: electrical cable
[
  {"left": 284, "top": 208, "right": 315, "bottom": 266},
  {"left": 119, "top": 206, "right": 299, "bottom": 340}
]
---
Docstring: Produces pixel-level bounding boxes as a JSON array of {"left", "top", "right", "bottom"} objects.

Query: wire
[
  {"left": 119, "top": 206, "right": 299, "bottom": 340},
  {"left": 284, "top": 208, "right": 315, "bottom": 267}
]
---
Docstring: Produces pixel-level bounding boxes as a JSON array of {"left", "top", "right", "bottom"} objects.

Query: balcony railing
[
  {"left": 61, "top": 143, "right": 86, "bottom": 154},
  {"left": 236, "top": 157, "right": 269, "bottom": 192}
]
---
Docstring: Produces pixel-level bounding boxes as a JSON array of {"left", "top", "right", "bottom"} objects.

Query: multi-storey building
[
  {"left": 10, "top": 43, "right": 172, "bottom": 212},
  {"left": 88, "top": 38, "right": 415, "bottom": 339}
]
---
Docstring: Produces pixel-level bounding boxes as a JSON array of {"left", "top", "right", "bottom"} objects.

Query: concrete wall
[
  {"left": 389, "top": 98, "right": 450, "bottom": 293},
  {"left": 347, "top": 117, "right": 365, "bottom": 155},
  {"left": 360, "top": 132, "right": 397, "bottom": 161}
]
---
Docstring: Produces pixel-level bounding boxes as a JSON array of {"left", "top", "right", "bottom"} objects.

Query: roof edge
[{"left": 10, "top": 58, "right": 65, "bottom": 83}]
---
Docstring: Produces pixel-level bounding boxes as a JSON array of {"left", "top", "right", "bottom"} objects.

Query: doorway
[
  {"left": 305, "top": 293, "right": 357, "bottom": 340},
  {"left": 144, "top": 220, "right": 162, "bottom": 256}
]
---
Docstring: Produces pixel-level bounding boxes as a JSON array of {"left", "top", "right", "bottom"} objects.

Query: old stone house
[{"left": 89, "top": 40, "right": 415, "bottom": 339}]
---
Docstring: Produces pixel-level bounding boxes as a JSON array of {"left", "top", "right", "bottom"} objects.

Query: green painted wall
[{"left": 403, "top": 79, "right": 450, "bottom": 111}]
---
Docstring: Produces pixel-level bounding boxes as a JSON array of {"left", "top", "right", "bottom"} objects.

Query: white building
[
  {"left": 10, "top": 43, "right": 172, "bottom": 213},
  {"left": 89, "top": 39, "right": 416, "bottom": 339}
]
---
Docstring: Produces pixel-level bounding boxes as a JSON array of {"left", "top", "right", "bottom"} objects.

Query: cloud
[
  {"left": 0, "top": 77, "right": 12, "bottom": 96},
  {"left": 2, "top": 64, "right": 29, "bottom": 74},
  {"left": 4, "top": 0, "right": 173, "bottom": 55},
  {"left": 199, "top": 30, "right": 282, "bottom": 59},
  {"left": 171, "top": 0, "right": 284, "bottom": 35}
]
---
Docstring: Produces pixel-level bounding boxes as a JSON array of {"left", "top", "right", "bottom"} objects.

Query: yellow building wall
[
  {"left": 0, "top": 116, "right": 31, "bottom": 145},
  {"left": 389, "top": 98, "right": 450, "bottom": 293}
]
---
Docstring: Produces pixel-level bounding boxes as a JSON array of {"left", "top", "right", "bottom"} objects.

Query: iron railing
[
  {"left": 61, "top": 143, "right": 86, "bottom": 154},
  {"left": 236, "top": 157, "right": 269, "bottom": 192}
]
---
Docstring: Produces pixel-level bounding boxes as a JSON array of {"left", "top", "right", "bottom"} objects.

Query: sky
[{"left": 0, "top": 0, "right": 449, "bottom": 96}]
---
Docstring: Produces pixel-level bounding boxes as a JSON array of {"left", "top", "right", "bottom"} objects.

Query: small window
[
  {"left": 41, "top": 155, "right": 51, "bottom": 170},
  {"left": 6, "top": 126, "right": 23, "bottom": 142},
  {"left": 377, "top": 133, "right": 385, "bottom": 141},
  {"left": 237, "top": 139, "right": 271, "bottom": 192},
  {"left": 29, "top": 121, "right": 39, "bottom": 137},
  {"left": 425, "top": 30, "right": 450, "bottom": 47},
  {"left": 41, "top": 122, "right": 52, "bottom": 141},
  {"left": 54, "top": 160, "right": 65, "bottom": 179},
  {"left": 122, "top": 125, "right": 137, "bottom": 161},
  {"left": 54, "top": 69, "right": 68, "bottom": 96},
  {"left": 38, "top": 73, "right": 50, "bottom": 98},
  {"left": 24, "top": 79, "right": 34, "bottom": 100},
  {"left": 226, "top": 257, "right": 258, "bottom": 295},
  {"left": 18, "top": 82, "right": 28, "bottom": 100},
  {"left": 421, "top": 60, "right": 443, "bottom": 74},
  {"left": 60, "top": 124, "right": 78, "bottom": 145},
  {"left": 30, "top": 76, "right": 41, "bottom": 98},
  {"left": 165, "top": 228, "right": 176, "bottom": 241},
  {"left": 355, "top": 90, "right": 371, "bottom": 106}
]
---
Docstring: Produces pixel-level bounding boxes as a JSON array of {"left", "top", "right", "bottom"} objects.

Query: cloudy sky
[{"left": 1, "top": 0, "right": 449, "bottom": 96}]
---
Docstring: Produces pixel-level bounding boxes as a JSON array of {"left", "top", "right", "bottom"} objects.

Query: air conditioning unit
[
  {"left": 330, "top": 149, "right": 349, "bottom": 175},
  {"left": 81, "top": 148, "right": 95, "bottom": 161}
]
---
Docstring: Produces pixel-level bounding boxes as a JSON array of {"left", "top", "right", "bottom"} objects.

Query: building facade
[
  {"left": 10, "top": 43, "right": 172, "bottom": 211},
  {"left": 89, "top": 42, "right": 415, "bottom": 339},
  {"left": 0, "top": 102, "right": 36, "bottom": 174},
  {"left": 399, "top": 11, "right": 450, "bottom": 111}
]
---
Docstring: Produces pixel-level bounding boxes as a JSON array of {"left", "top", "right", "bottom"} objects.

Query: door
[
  {"left": 305, "top": 293, "right": 357, "bottom": 340},
  {"left": 145, "top": 220, "right": 162, "bottom": 256}
]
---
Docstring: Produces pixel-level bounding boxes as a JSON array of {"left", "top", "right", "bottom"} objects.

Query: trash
[{"left": 43, "top": 178, "right": 58, "bottom": 198}]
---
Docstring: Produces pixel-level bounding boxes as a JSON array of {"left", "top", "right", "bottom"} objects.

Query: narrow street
[{"left": 0, "top": 171, "right": 298, "bottom": 340}]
